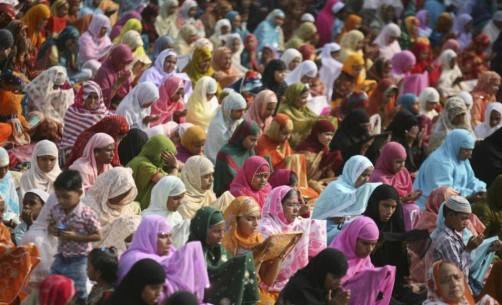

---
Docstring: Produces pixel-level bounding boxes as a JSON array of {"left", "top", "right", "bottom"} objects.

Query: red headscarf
[
  {"left": 150, "top": 75, "right": 185, "bottom": 126},
  {"left": 39, "top": 275, "right": 75, "bottom": 305},
  {"left": 229, "top": 156, "right": 272, "bottom": 208},
  {"left": 296, "top": 120, "right": 335, "bottom": 153}
]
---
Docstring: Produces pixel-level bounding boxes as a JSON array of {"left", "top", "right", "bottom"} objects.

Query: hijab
[
  {"left": 281, "top": 49, "right": 303, "bottom": 72},
  {"left": 424, "top": 261, "right": 475, "bottom": 305},
  {"left": 116, "top": 82, "right": 160, "bottom": 130},
  {"left": 474, "top": 102, "right": 502, "bottom": 139},
  {"left": 370, "top": 142, "right": 412, "bottom": 197},
  {"left": 374, "top": 23, "right": 402, "bottom": 61},
  {"left": 429, "top": 97, "right": 471, "bottom": 152},
  {"left": 212, "top": 47, "right": 242, "bottom": 88},
  {"left": 150, "top": 75, "right": 185, "bottom": 126},
  {"left": 339, "top": 30, "right": 365, "bottom": 62},
  {"left": 185, "top": 76, "right": 219, "bottom": 130},
  {"left": 419, "top": 87, "right": 440, "bottom": 120},
  {"left": 363, "top": 184, "right": 404, "bottom": 233},
  {"left": 78, "top": 14, "right": 112, "bottom": 63},
  {"left": 118, "top": 128, "right": 149, "bottom": 165},
  {"left": 183, "top": 46, "right": 214, "bottom": 84},
  {"left": 244, "top": 89, "right": 277, "bottom": 131},
  {"left": 155, "top": 0, "right": 179, "bottom": 37},
  {"left": 20, "top": 140, "right": 61, "bottom": 196},
  {"left": 139, "top": 49, "right": 178, "bottom": 86},
  {"left": 320, "top": 42, "right": 342, "bottom": 99},
  {"left": 229, "top": 156, "right": 272, "bottom": 208},
  {"left": 471, "top": 127, "right": 502, "bottom": 187},
  {"left": 38, "top": 275, "right": 75, "bottom": 305},
  {"left": 262, "top": 59, "right": 288, "bottom": 98},
  {"left": 285, "top": 60, "right": 318, "bottom": 85},
  {"left": 22, "top": 4, "right": 50, "bottom": 48},
  {"left": 296, "top": 120, "right": 336, "bottom": 154}
]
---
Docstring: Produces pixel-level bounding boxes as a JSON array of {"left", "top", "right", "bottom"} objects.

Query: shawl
[
  {"left": 117, "top": 215, "right": 210, "bottom": 303},
  {"left": 61, "top": 81, "right": 109, "bottom": 149},
  {"left": 185, "top": 76, "right": 219, "bottom": 131},
  {"left": 319, "top": 42, "right": 342, "bottom": 100},
  {"left": 183, "top": 46, "right": 214, "bottom": 84},
  {"left": 329, "top": 216, "right": 396, "bottom": 305},
  {"left": 82, "top": 167, "right": 139, "bottom": 253},
  {"left": 414, "top": 129, "right": 486, "bottom": 208},
  {"left": 471, "top": 128, "right": 502, "bottom": 187},
  {"left": 213, "top": 120, "right": 261, "bottom": 197},
  {"left": 21, "top": 4, "right": 50, "bottom": 48},
  {"left": 370, "top": 141, "right": 412, "bottom": 197},
  {"left": 313, "top": 155, "right": 381, "bottom": 219},
  {"left": 244, "top": 89, "right": 277, "bottom": 132},
  {"left": 69, "top": 132, "right": 115, "bottom": 190},
  {"left": 179, "top": 155, "right": 217, "bottom": 219},
  {"left": 66, "top": 115, "right": 129, "bottom": 167},
  {"left": 116, "top": 82, "right": 160, "bottom": 130},
  {"left": 142, "top": 175, "right": 190, "bottom": 248},
  {"left": 437, "top": 49, "right": 463, "bottom": 99},
  {"left": 222, "top": 196, "right": 264, "bottom": 256},
  {"left": 253, "top": 9, "right": 285, "bottom": 51},
  {"left": 315, "top": 0, "right": 338, "bottom": 45},
  {"left": 20, "top": 140, "right": 61, "bottom": 197},
  {"left": 139, "top": 49, "right": 178, "bottom": 87},
  {"left": 25, "top": 66, "right": 74, "bottom": 123},
  {"left": 374, "top": 23, "right": 402, "bottom": 61},
  {"left": 281, "top": 49, "right": 302, "bottom": 72},
  {"left": 127, "top": 135, "right": 176, "bottom": 206},
  {"left": 419, "top": 87, "right": 440, "bottom": 120},
  {"left": 474, "top": 102, "right": 502, "bottom": 139},
  {"left": 229, "top": 156, "right": 272, "bottom": 208},
  {"left": 210, "top": 19, "right": 231, "bottom": 48},
  {"left": 285, "top": 21, "right": 317, "bottom": 50},
  {"left": 117, "top": 128, "right": 149, "bottom": 166},
  {"left": 155, "top": 0, "right": 179, "bottom": 37},
  {"left": 259, "top": 185, "right": 327, "bottom": 291},
  {"left": 255, "top": 113, "right": 294, "bottom": 168},
  {"left": 38, "top": 275, "right": 75, "bottom": 305},
  {"left": 150, "top": 75, "right": 185, "bottom": 126},
  {"left": 204, "top": 91, "right": 247, "bottom": 163},
  {"left": 212, "top": 47, "right": 242, "bottom": 88},
  {"left": 77, "top": 14, "right": 112, "bottom": 63},
  {"left": 285, "top": 60, "right": 318, "bottom": 85},
  {"left": 177, "top": 125, "right": 206, "bottom": 162}
]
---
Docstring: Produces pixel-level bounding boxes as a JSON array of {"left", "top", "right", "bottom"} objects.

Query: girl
[{"left": 87, "top": 247, "right": 118, "bottom": 305}]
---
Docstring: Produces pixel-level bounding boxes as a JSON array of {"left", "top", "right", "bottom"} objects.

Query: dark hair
[
  {"left": 281, "top": 189, "right": 297, "bottom": 203},
  {"left": 88, "top": 247, "right": 119, "bottom": 284},
  {"left": 164, "top": 291, "right": 198, "bottom": 305},
  {"left": 23, "top": 192, "right": 45, "bottom": 205},
  {"left": 53, "top": 170, "right": 83, "bottom": 191}
]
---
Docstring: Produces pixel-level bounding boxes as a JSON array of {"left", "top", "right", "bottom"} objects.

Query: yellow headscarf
[
  {"left": 183, "top": 46, "right": 215, "bottom": 84},
  {"left": 22, "top": 4, "right": 51, "bottom": 48},
  {"left": 181, "top": 125, "right": 207, "bottom": 154},
  {"left": 342, "top": 53, "right": 376, "bottom": 93},
  {"left": 113, "top": 18, "right": 142, "bottom": 43},
  {"left": 285, "top": 22, "right": 317, "bottom": 49}
]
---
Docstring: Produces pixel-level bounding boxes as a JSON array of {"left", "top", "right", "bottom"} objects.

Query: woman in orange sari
[
  {"left": 21, "top": 4, "right": 51, "bottom": 49},
  {"left": 255, "top": 114, "right": 318, "bottom": 201}
]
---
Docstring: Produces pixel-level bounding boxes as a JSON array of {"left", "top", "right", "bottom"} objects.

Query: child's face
[
  {"left": 87, "top": 257, "right": 99, "bottom": 282},
  {"left": 55, "top": 189, "right": 82, "bottom": 211},
  {"left": 22, "top": 193, "right": 44, "bottom": 221}
]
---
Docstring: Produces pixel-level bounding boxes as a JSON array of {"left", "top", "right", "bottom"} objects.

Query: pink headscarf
[
  {"left": 151, "top": 75, "right": 185, "bottom": 126},
  {"left": 229, "top": 156, "right": 272, "bottom": 208},
  {"left": 69, "top": 132, "right": 115, "bottom": 190},
  {"left": 244, "top": 89, "right": 277, "bottom": 132},
  {"left": 391, "top": 50, "right": 416, "bottom": 76},
  {"left": 78, "top": 14, "right": 112, "bottom": 63},
  {"left": 316, "top": 0, "right": 339, "bottom": 45},
  {"left": 370, "top": 142, "right": 412, "bottom": 197}
]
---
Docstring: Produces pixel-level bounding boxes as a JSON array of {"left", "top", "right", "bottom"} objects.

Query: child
[
  {"left": 0, "top": 147, "right": 19, "bottom": 226},
  {"left": 48, "top": 169, "right": 101, "bottom": 305},
  {"left": 87, "top": 247, "right": 118, "bottom": 305},
  {"left": 12, "top": 189, "right": 49, "bottom": 244}
]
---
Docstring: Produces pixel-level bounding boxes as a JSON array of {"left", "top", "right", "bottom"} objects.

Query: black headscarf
[
  {"left": 330, "top": 109, "right": 370, "bottom": 152},
  {"left": 278, "top": 248, "right": 348, "bottom": 305},
  {"left": 471, "top": 127, "right": 502, "bottom": 187},
  {"left": 262, "top": 59, "right": 288, "bottom": 100},
  {"left": 118, "top": 128, "right": 149, "bottom": 165},
  {"left": 363, "top": 184, "right": 404, "bottom": 233},
  {"left": 386, "top": 109, "right": 418, "bottom": 142},
  {"left": 108, "top": 259, "right": 166, "bottom": 305}
]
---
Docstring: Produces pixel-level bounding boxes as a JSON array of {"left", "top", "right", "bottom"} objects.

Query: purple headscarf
[
  {"left": 110, "top": 11, "right": 142, "bottom": 40},
  {"left": 78, "top": 14, "right": 112, "bottom": 63}
]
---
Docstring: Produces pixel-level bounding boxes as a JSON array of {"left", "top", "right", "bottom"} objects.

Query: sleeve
[{"left": 83, "top": 208, "right": 100, "bottom": 235}]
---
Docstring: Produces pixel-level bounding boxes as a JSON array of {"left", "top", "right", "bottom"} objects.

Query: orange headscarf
[
  {"left": 428, "top": 261, "right": 475, "bottom": 305},
  {"left": 21, "top": 4, "right": 51, "bottom": 48}
]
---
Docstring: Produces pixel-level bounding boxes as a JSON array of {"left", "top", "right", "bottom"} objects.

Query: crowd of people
[{"left": 2, "top": 0, "right": 502, "bottom": 305}]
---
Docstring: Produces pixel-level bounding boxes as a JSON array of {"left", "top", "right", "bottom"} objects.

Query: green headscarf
[{"left": 189, "top": 207, "right": 224, "bottom": 249}]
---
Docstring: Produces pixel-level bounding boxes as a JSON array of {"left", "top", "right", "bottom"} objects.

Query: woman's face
[
  {"left": 198, "top": 56, "right": 212, "bottom": 72},
  {"left": 449, "top": 57, "right": 457, "bottom": 69},
  {"left": 167, "top": 4, "right": 177, "bottom": 15},
  {"left": 250, "top": 171, "right": 270, "bottom": 191},
  {"left": 354, "top": 167, "right": 373, "bottom": 188},
  {"left": 384, "top": 91, "right": 397, "bottom": 104},
  {"left": 94, "top": 144, "right": 115, "bottom": 165},
  {"left": 188, "top": 6, "right": 197, "bottom": 18},
  {"left": 351, "top": 63, "right": 363, "bottom": 76},
  {"left": 274, "top": 16, "right": 284, "bottom": 27},
  {"left": 37, "top": 155, "right": 57, "bottom": 173},
  {"left": 242, "top": 135, "right": 259, "bottom": 150},
  {"left": 387, "top": 35, "right": 398, "bottom": 45},
  {"left": 189, "top": 139, "right": 205, "bottom": 155},
  {"left": 56, "top": 3, "right": 69, "bottom": 17},
  {"left": 282, "top": 191, "right": 299, "bottom": 223},
  {"left": 231, "top": 15, "right": 242, "bottom": 28},
  {"left": 66, "top": 38, "right": 79, "bottom": 53},
  {"left": 171, "top": 87, "right": 184, "bottom": 101},
  {"left": 278, "top": 127, "right": 292, "bottom": 143},
  {"left": 289, "top": 57, "right": 301, "bottom": 71},
  {"left": 163, "top": 55, "right": 177, "bottom": 73},
  {"left": 294, "top": 91, "right": 309, "bottom": 108},
  {"left": 141, "top": 284, "right": 163, "bottom": 305},
  {"left": 220, "top": 52, "right": 233, "bottom": 70},
  {"left": 263, "top": 102, "right": 276, "bottom": 119},
  {"left": 490, "top": 78, "right": 501, "bottom": 95},
  {"left": 317, "top": 131, "right": 334, "bottom": 146},
  {"left": 451, "top": 113, "right": 466, "bottom": 126},
  {"left": 206, "top": 92, "right": 215, "bottom": 101},
  {"left": 378, "top": 199, "right": 398, "bottom": 222},
  {"left": 490, "top": 110, "right": 502, "bottom": 127},
  {"left": 425, "top": 101, "right": 437, "bottom": 111},
  {"left": 156, "top": 232, "right": 172, "bottom": 256},
  {"left": 409, "top": 100, "right": 420, "bottom": 114},
  {"left": 230, "top": 109, "right": 245, "bottom": 121},
  {"left": 166, "top": 192, "right": 185, "bottom": 212},
  {"left": 236, "top": 213, "right": 260, "bottom": 237},
  {"left": 391, "top": 158, "right": 405, "bottom": 174},
  {"left": 355, "top": 238, "right": 378, "bottom": 258},
  {"left": 438, "top": 263, "right": 465, "bottom": 303},
  {"left": 324, "top": 273, "right": 343, "bottom": 291},
  {"left": 83, "top": 92, "right": 99, "bottom": 109},
  {"left": 206, "top": 222, "right": 225, "bottom": 246},
  {"left": 108, "top": 188, "right": 132, "bottom": 208},
  {"left": 405, "top": 125, "right": 419, "bottom": 143},
  {"left": 274, "top": 69, "right": 286, "bottom": 83},
  {"left": 300, "top": 75, "right": 315, "bottom": 86},
  {"left": 98, "top": 26, "right": 108, "bottom": 38},
  {"left": 355, "top": 39, "right": 364, "bottom": 51},
  {"left": 200, "top": 173, "right": 214, "bottom": 191},
  {"left": 230, "top": 38, "right": 241, "bottom": 53},
  {"left": 220, "top": 25, "right": 230, "bottom": 35}
]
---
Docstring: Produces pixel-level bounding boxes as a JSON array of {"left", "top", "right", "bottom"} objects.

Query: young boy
[
  {"left": 48, "top": 170, "right": 101, "bottom": 304},
  {"left": 12, "top": 189, "right": 49, "bottom": 244}
]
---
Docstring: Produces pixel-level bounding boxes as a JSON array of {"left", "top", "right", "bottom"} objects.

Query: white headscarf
[
  {"left": 155, "top": 0, "right": 179, "bottom": 37},
  {"left": 319, "top": 43, "right": 342, "bottom": 100},
  {"left": 20, "top": 140, "right": 61, "bottom": 197},
  {"left": 210, "top": 19, "right": 232, "bottom": 48},
  {"left": 474, "top": 102, "right": 502, "bottom": 139},
  {"left": 281, "top": 48, "right": 303, "bottom": 72},
  {"left": 437, "top": 49, "right": 463, "bottom": 98},
  {"left": 139, "top": 49, "right": 178, "bottom": 86},
  {"left": 285, "top": 60, "right": 318, "bottom": 85},
  {"left": 374, "top": 23, "right": 402, "bottom": 61},
  {"left": 116, "top": 82, "right": 160, "bottom": 130},
  {"left": 419, "top": 87, "right": 440, "bottom": 120}
]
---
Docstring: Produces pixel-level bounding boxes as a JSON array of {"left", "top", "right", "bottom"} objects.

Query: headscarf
[
  {"left": 21, "top": 4, "right": 50, "bottom": 48},
  {"left": 363, "top": 184, "right": 404, "bottom": 233},
  {"left": 69, "top": 132, "right": 115, "bottom": 190},
  {"left": 419, "top": 87, "right": 440, "bottom": 119},
  {"left": 285, "top": 60, "right": 318, "bottom": 85},
  {"left": 229, "top": 156, "right": 272, "bottom": 208},
  {"left": 391, "top": 50, "right": 416, "bottom": 76},
  {"left": 139, "top": 49, "right": 178, "bottom": 86},
  {"left": 117, "top": 128, "right": 149, "bottom": 165},
  {"left": 185, "top": 76, "right": 219, "bottom": 130},
  {"left": 370, "top": 142, "right": 412, "bottom": 197},
  {"left": 285, "top": 22, "right": 317, "bottom": 49},
  {"left": 425, "top": 261, "right": 476, "bottom": 305},
  {"left": 429, "top": 97, "right": 470, "bottom": 152},
  {"left": 78, "top": 14, "right": 112, "bottom": 63},
  {"left": 150, "top": 75, "right": 185, "bottom": 126},
  {"left": 366, "top": 78, "right": 398, "bottom": 119},
  {"left": 397, "top": 93, "right": 418, "bottom": 114},
  {"left": 113, "top": 18, "right": 142, "bottom": 44},
  {"left": 339, "top": 30, "right": 365, "bottom": 62},
  {"left": 414, "top": 186, "right": 458, "bottom": 233},
  {"left": 374, "top": 23, "right": 402, "bottom": 61},
  {"left": 116, "top": 82, "right": 160, "bottom": 130},
  {"left": 262, "top": 59, "right": 288, "bottom": 98},
  {"left": 281, "top": 49, "right": 303, "bottom": 72},
  {"left": 315, "top": 0, "right": 339, "bottom": 45},
  {"left": 38, "top": 275, "right": 75, "bottom": 305},
  {"left": 212, "top": 47, "right": 242, "bottom": 88},
  {"left": 183, "top": 46, "right": 214, "bottom": 84},
  {"left": 244, "top": 89, "right": 277, "bottom": 131},
  {"left": 296, "top": 120, "right": 336, "bottom": 154},
  {"left": 120, "top": 30, "right": 151, "bottom": 65},
  {"left": 319, "top": 42, "right": 342, "bottom": 99},
  {"left": 210, "top": 19, "right": 231, "bottom": 47},
  {"left": 454, "top": 14, "right": 473, "bottom": 49},
  {"left": 179, "top": 125, "right": 206, "bottom": 157},
  {"left": 110, "top": 12, "right": 142, "bottom": 39},
  {"left": 20, "top": 140, "right": 61, "bottom": 196},
  {"left": 153, "top": 35, "right": 175, "bottom": 59},
  {"left": 329, "top": 109, "right": 370, "bottom": 154},
  {"left": 155, "top": 0, "right": 179, "bottom": 37},
  {"left": 313, "top": 155, "right": 380, "bottom": 219},
  {"left": 253, "top": 9, "right": 285, "bottom": 51},
  {"left": 474, "top": 102, "right": 502, "bottom": 139},
  {"left": 341, "top": 52, "right": 366, "bottom": 89}
]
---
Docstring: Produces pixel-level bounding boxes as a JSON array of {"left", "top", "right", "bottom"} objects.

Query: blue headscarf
[
  {"left": 253, "top": 9, "right": 285, "bottom": 52},
  {"left": 397, "top": 93, "right": 418, "bottom": 113}
]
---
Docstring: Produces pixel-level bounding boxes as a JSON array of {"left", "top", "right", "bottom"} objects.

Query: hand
[
  {"left": 48, "top": 223, "right": 60, "bottom": 237},
  {"left": 161, "top": 151, "right": 177, "bottom": 169},
  {"left": 465, "top": 234, "right": 484, "bottom": 252},
  {"left": 329, "top": 288, "right": 351, "bottom": 305},
  {"left": 60, "top": 230, "right": 79, "bottom": 241},
  {"left": 143, "top": 115, "right": 159, "bottom": 125},
  {"left": 489, "top": 240, "right": 502, "bottom": 252},
  {"left": 21, "top": 209, "right": 34, "bottom": 226},
  {"left": 117, "top": 71, "right": 131, "bottom": 84}
]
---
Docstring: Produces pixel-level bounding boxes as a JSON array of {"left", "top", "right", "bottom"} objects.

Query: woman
[
  {"left": 118, "top": 128, "right": 149, "bottom": 166},
  {"left": 155, "top": 0, "right": 179, "bottom": 37},
  {"left": 142, "top": 176, "right": 190, "bottom": 248},
  {"left": 244, "top": 89, "right": 277, "bottom": 133},
  {"left": 183, "top": 46, "right": 214, "bottom": 85},
  {"left": 319, "top": 43, "right": 342, "bottom": 101},
  {"left": 204, "top": 91, "right": 247, "bottom": 163},
  {"left": 315, "top": 0, "right": 338, "bottom": 45},
  {"left": 240, "top": 34, "right": 258, "bottom": 71},
  {"left": 285, "top": 21, "right": 317, "bottom": 50},
  {"left": 374, "top": 23, "right": 402, "bottom": 61},
  {"left": 284, "top": 60, "right": 317, "bottom": 86},
  {"left": 112, "top": 18, "right": 142, "bottom": 44},
  {"left": 474, "top": 102, "right": 502, "bottom": 139},
  {"left": 277, "top": 248, "right": 349, "bottom": 305},
  {"left": 419, "top": 87, "right": 441, "bottom": 121},
  {"left": 185, "top": 76, "right": 219, "bottom": 131},
  {"left": 116, "top": 217, "right": 209, "bottom": 304},
  {"left": 21, "top": 4, "right": 50, "bottom": 49},
  {"left": 400, "top": 16, "right": 419, "bottom": 50},
  {"left": 366, "top": 78, "right": 399, "bottom": 130},
  {"left": 175, "top": 0, "right": 204, "bottom": 37},
  {"left": 61, "top": 81, "right": 109, "bottom": 151},
  {"left": 82, "top": 167, "right": 140, "bottom": 254},
  {"left": 258, "top": 185, "right": 327, "bottom": 304},
  {"left": 277, "top": 83, "right": 317, "bottom": 146},
  {"left": 370, "top": 142, "right": 421, "bottom": 230},
  {"left": 69, "top": 132, "right": 115, "bottom": 190},
  {"left": 120, "top": 30, "right": 151, "bottom": 69},
  {"left": 281, "top": 49, "right": 302, "bottom": 75},
  {"left": 128, "top": 135, "right": 177, "bottom": 209},
  {"left": 150, "top": 76, "right": 185, "bottom": 126},
  {"left": 337, "top": 14, "right": 362, "bottom": 43},
  {"left": 214, "top": 120, "right": 261, "bottom": 197},
  {"left": 453, "top": 14, "right": 473, "bottom": 50},
  {"left": 66, "top": 115, "right": 129, "bottom": 168},
  {"left": 210, "top": 19, "right": 231, "bottom": 48},
  {"left": 188, "top": 207, "right": 259, "bottom": 305},
  {"left": 330, "top": 216, "right": 396, "bottom": 305},
  {"left": 139, "top": 49, "right": 178, "bottom": 86},
  {"left": 25, "top": 66, "right": 74, "bottom": 124},
  {"left": 313, "top": 155, "right": 381, "bottom": 243},
  {"left": 428, "top": 97, "right": 471, "bottom": 154},
  {"left": 78, "top": 14, "right": 112, "bottom": 64},
  {"left": 262, "top": 59, "right": 288, "bottom": 100},
  {"left": 458, "top": 34, "right": 491, "bottom": 81},
  {"left": 437, "top": 49, "right": 463, "bottom": 99},
  {"left": 329, "top": 109, "right": 371, "bottom": 162},
  {"left": 212, "top": 47, "right": 243, "bottom": 88},
  {"left": 174, "top": 24, "right": 199, "bottom": 56},
  {"left": 20, "top": 140, "right": 61, "bottom": 197},
  {"left": 470, "top": 71, "right": 501, "bottom": 127},
  {"left": 36, "top": 25, "right": 80, "bottom": 72},
  {"left": 471, "top": 128, "right": 502, "bottom": 186},
  {"left": 367, "top": 58, "right": 393, "bottom": 82},
  {"left": 253, "top": 9, "right": 285, "bottom": 52},
  {"left": 339, "top": 30, "right": 365, "bottom": 63},
  {"left": 94, "top": 44, "right": 134, "bottom": 109},
  {"left": 229, "top": 156, "right": 272, "bottom": 208},
  {"left": 176, "top": 125, "right": 206, "bottom": 163},
  {"left": 36, "top": 275, "right": 75, "bottom": 305},
  {"left": 116, "top": 82, "right": 160, "bottom": 130},
  {"left": 414, "top": 129, "right": 486, "bottom": 208}
]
